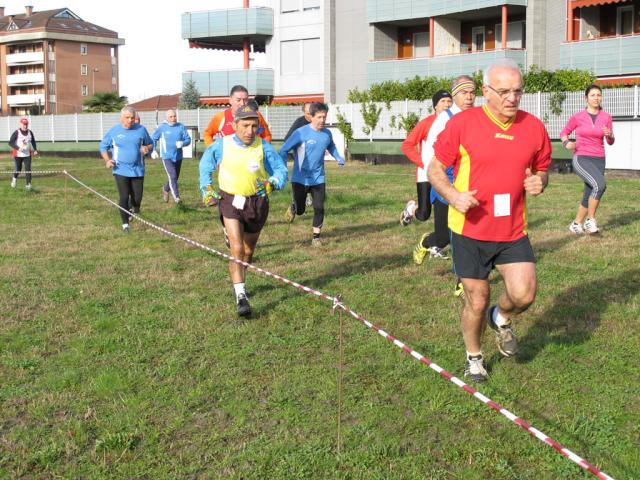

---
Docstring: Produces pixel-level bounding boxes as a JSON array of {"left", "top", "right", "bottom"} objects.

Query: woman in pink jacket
[{"left": 560, "top": 84, "right": 614, "bottom": 234}]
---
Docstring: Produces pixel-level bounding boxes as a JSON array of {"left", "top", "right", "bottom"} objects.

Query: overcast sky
[{"left": 5, "top": 0, "right": 270, "bottom": 101}]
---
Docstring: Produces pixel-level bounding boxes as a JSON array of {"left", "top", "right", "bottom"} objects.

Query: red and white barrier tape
[
  {"left": 6, "top": 169, "right": 616, "bottom": 480},
  {"left": 1, "top": 169, "right": 67, "bottom": 175}
]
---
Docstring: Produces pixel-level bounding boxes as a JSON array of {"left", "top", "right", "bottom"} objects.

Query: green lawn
[{"left": 0, "top": 157, "right": 638, "bottom": 479}]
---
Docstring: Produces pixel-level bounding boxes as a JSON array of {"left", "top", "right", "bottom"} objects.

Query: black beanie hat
[{"left": 432, "top": 89, "right": 452, "bottom": 108}]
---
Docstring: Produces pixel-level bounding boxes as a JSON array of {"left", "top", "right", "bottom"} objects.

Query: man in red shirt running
[
  {"left": 399, "top": 90, "right": 452, "bottom": 226},
  {"left": 428, "top": 59, "right": 552, "bottom": 382}
]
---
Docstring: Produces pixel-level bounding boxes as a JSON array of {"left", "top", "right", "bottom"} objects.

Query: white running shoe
[
  {"left": 25, "top": 183, "right": 32, "bottom": 190},
  {"left": 568, "top": 221, "right": 584, "bottom": 234},
  {"left": 10, "top": 177, "right": 16, "bottom": 188},
  {"left": 583, "top": 218, "right": 599, "bottom": 234},
  {"left": 464, "top": 354, "right": 488, "bottom": 382},
  {"left": 428, "top": 246, "right": 450, "bottom": 259},
  {"left": 400, "top": 200, "right": 417, "bottom": 226}
]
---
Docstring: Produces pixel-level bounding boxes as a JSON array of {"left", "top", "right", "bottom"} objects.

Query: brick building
[{"left": 0, "top": 6, "right": 124, "bottom": 115}]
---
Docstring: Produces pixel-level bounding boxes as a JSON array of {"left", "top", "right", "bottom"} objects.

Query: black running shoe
[{"left": 236, "top": 293, "right": 251, "bottom": 318}]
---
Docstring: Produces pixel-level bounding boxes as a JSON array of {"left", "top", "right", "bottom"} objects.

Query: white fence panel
[
  {"left": 3, "top": 88, "right": 636, "bottom": 143},
  {"left": 265, "top": 105, "right": 303, "bottom": 140},
  {"left": 52, "top": 114, "right": 77, "bottom": 142}
]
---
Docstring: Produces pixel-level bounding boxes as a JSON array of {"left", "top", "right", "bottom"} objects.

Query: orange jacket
[{"left": 204, "top": 108, "right": 272, "bottom": 146}]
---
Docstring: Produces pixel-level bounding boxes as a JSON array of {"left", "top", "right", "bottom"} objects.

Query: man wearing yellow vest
[{"left": 199, "top": 104, "right": 288, "bottom": 318}]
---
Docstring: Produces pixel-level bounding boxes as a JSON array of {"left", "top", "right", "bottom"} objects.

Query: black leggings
[
  {"left": 421, "top": 199, "right": 450, "bottom": 249},
  {"left": 573, "top": 155, "right": 606, "bottom": 207},
  {"left": 114, "top": 174, "right": 144, "bottom": 224},
  {"left": 13, "top": 156, "right": 32, "bottom": 183},
  {"left": 292, "top": 182, "right": 326, "bottom": 228},
  {"left": 415, "top": 181, "right": 432, "bottom": 222}
]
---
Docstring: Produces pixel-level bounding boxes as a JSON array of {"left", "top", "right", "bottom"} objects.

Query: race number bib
[
  {"left": 232, "top": 195, "right": 246, "bottom": 210},
  {"left": 494, "top": 194, "right": 511, "bottom": 217},
  {"left": 247, "top": 161, "right": 260, "bottom": 173}
]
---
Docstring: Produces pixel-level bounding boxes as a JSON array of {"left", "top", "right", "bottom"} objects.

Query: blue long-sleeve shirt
[
  {"left": 279, "top": 124, "right": 344, "bottom": 186},
  {"left": 151, "top": 122, "right": 191, "bottom": 162},
  {"left": 199, "top": 134, "right": 288, "bottom": 195},
  {"left": 100, "top": 123, "right": 153, "bottom": 177}
]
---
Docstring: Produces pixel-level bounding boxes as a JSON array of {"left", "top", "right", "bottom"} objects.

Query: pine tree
[{"left": 178, "top": 80, "right": 201, "bottom": 109}]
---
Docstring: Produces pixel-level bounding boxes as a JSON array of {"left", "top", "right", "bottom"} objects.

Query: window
[
  {"left": 48, "top": 60, "right": 55, "bottom": 73},
  {"left": 49, "top": 102, "right": 56, "bottom": 113},
  {"left": 413, "top": 32, "right": 429, "bottom": 58},
  {"left": 49, "top": 81, "right": 55, "bottom": 92},
  {"left": 281, "top": 38, "right": 321, "bottom": 75},
  {"left": 80, "top": 43, "right": 87, "bottom": 55},
  {"left": 282, "top": 0, "right": 319, "bottom": 13},
  {"left": 495, "top": 21, "right": 525, "bottom": 49},
  {"left": 471, "top": 26, "right": 485, "bottom": 52},
  {"left": 81, "top": 64, "right": 87, "bottom": 75},
  {"left": 302, "top": 38, "right": 321, "bottom": 74},
  {"left": 81, "top": 85, "right": 88, "bottom": 96},
  {"left": 281, "top": 0, "right": 298, "bottom": 13},
  {"left": 617, "top": 6, "right": 634, "bottom": 35},
  {"left": 281, "top": 40, "right": 300, "bottom": 74},
  {"left": 303, "top": 0, "right": 320, "bottom": 10}
]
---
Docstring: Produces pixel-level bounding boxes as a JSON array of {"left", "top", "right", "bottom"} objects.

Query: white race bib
[
  {"left": 232, "top": 195, "right": 246, "bottom": 210},
  {"left": 247, "top": 161, "right": 260, "bottom": 173},
  {"left": 494, "top": 194, "right": 511, "bottom": 217}
]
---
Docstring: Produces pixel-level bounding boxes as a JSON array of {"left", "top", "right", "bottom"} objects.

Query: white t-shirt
[{"left": 15, "top": 129, "right": 33, "bottom": 158}]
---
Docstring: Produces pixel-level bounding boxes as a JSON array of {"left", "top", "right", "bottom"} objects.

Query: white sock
[
  {"left": 407, "top": 202, "right": 417, "bottom": 216},
  {"left": 233, "top": 282, "right": 246, "bottom": 299},
  {"left": 492, "top": 306, "right": 510, "bottom": 327},
  {"left": 122, "top": 223, "right": 129, "bottom": 229},
  {"left": 467, "top": 351, "right": 483, "bottom": 360}
]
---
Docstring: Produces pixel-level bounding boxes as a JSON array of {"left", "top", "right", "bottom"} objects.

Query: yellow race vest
[{"left": 218, "top": 136, "right": 269, "bottom": 196}]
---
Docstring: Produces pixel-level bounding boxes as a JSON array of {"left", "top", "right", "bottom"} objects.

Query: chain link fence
[{"left": 3, "top": 87, "right": 638, "bottom": 143}]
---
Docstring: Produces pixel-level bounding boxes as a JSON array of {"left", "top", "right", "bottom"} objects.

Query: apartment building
[
  {"left": 365, "top": 1, "right": 563, "bottom": 92},
  {"left": 182, "top": 0, "right": 640, "bottom": 104},
  {"left": 0, "top": 6, "right": 124, "bottom": 115},
  {"left": 182, "top": 0, "right": 324, "bottom": 104},
  {"left": 561, "top": 0, "right": 640, "bottom": 83}
]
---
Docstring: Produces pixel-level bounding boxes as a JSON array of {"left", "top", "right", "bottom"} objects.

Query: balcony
[
  {"left": 182, "top": 68, "right": 274, "bottom": 97},
  {"left": 367, "top": 49, "right": 526, "bottom": 86},
  {"left": 6, "top": 72, "right": 45, "bottom": 86},
  {"left": 182, "top": 7, "right": 273, "bottom": 52},
  {"left": 560, "top": 35, "right": 640, "bottom": 77},
  {"left": 7, "top": 93, "right": 45, "bottom": 106},
  {"left": 5, "top": 51, "right": 44, "bottom": 65},
  {"left": 367, "top": 0, "right": 527, "bottom": 23}
]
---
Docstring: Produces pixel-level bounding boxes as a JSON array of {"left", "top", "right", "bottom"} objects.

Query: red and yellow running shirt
[{"left": 433, "top": 105, "right": 551, "bottom": 242}]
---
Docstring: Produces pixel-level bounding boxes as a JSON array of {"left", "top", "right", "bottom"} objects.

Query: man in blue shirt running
[
  {"left": 152, "top": 109, "right": 191, "bottom": 204},
  {"left": 279, "top": 102, "right": 344, "bottom": 246},
  {"left": 100, "top": 106, "right": 154, "bottom": 233}
]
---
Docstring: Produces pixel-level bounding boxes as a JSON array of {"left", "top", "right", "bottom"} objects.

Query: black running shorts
[
  {"left": 450, "top": 232, "right": 536, "bottom": 280},
  {"left": 219, "top": 191, "right": 269, "bottom": 234}
]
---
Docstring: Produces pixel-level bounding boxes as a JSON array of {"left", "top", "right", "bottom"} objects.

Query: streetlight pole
[{"left": 92, "top": 67, "right": 98, "bottom": 95}]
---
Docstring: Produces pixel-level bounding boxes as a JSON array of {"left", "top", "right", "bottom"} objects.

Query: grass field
[{"left": 1, "top": 156, "right": 638, "bottom": 479}]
